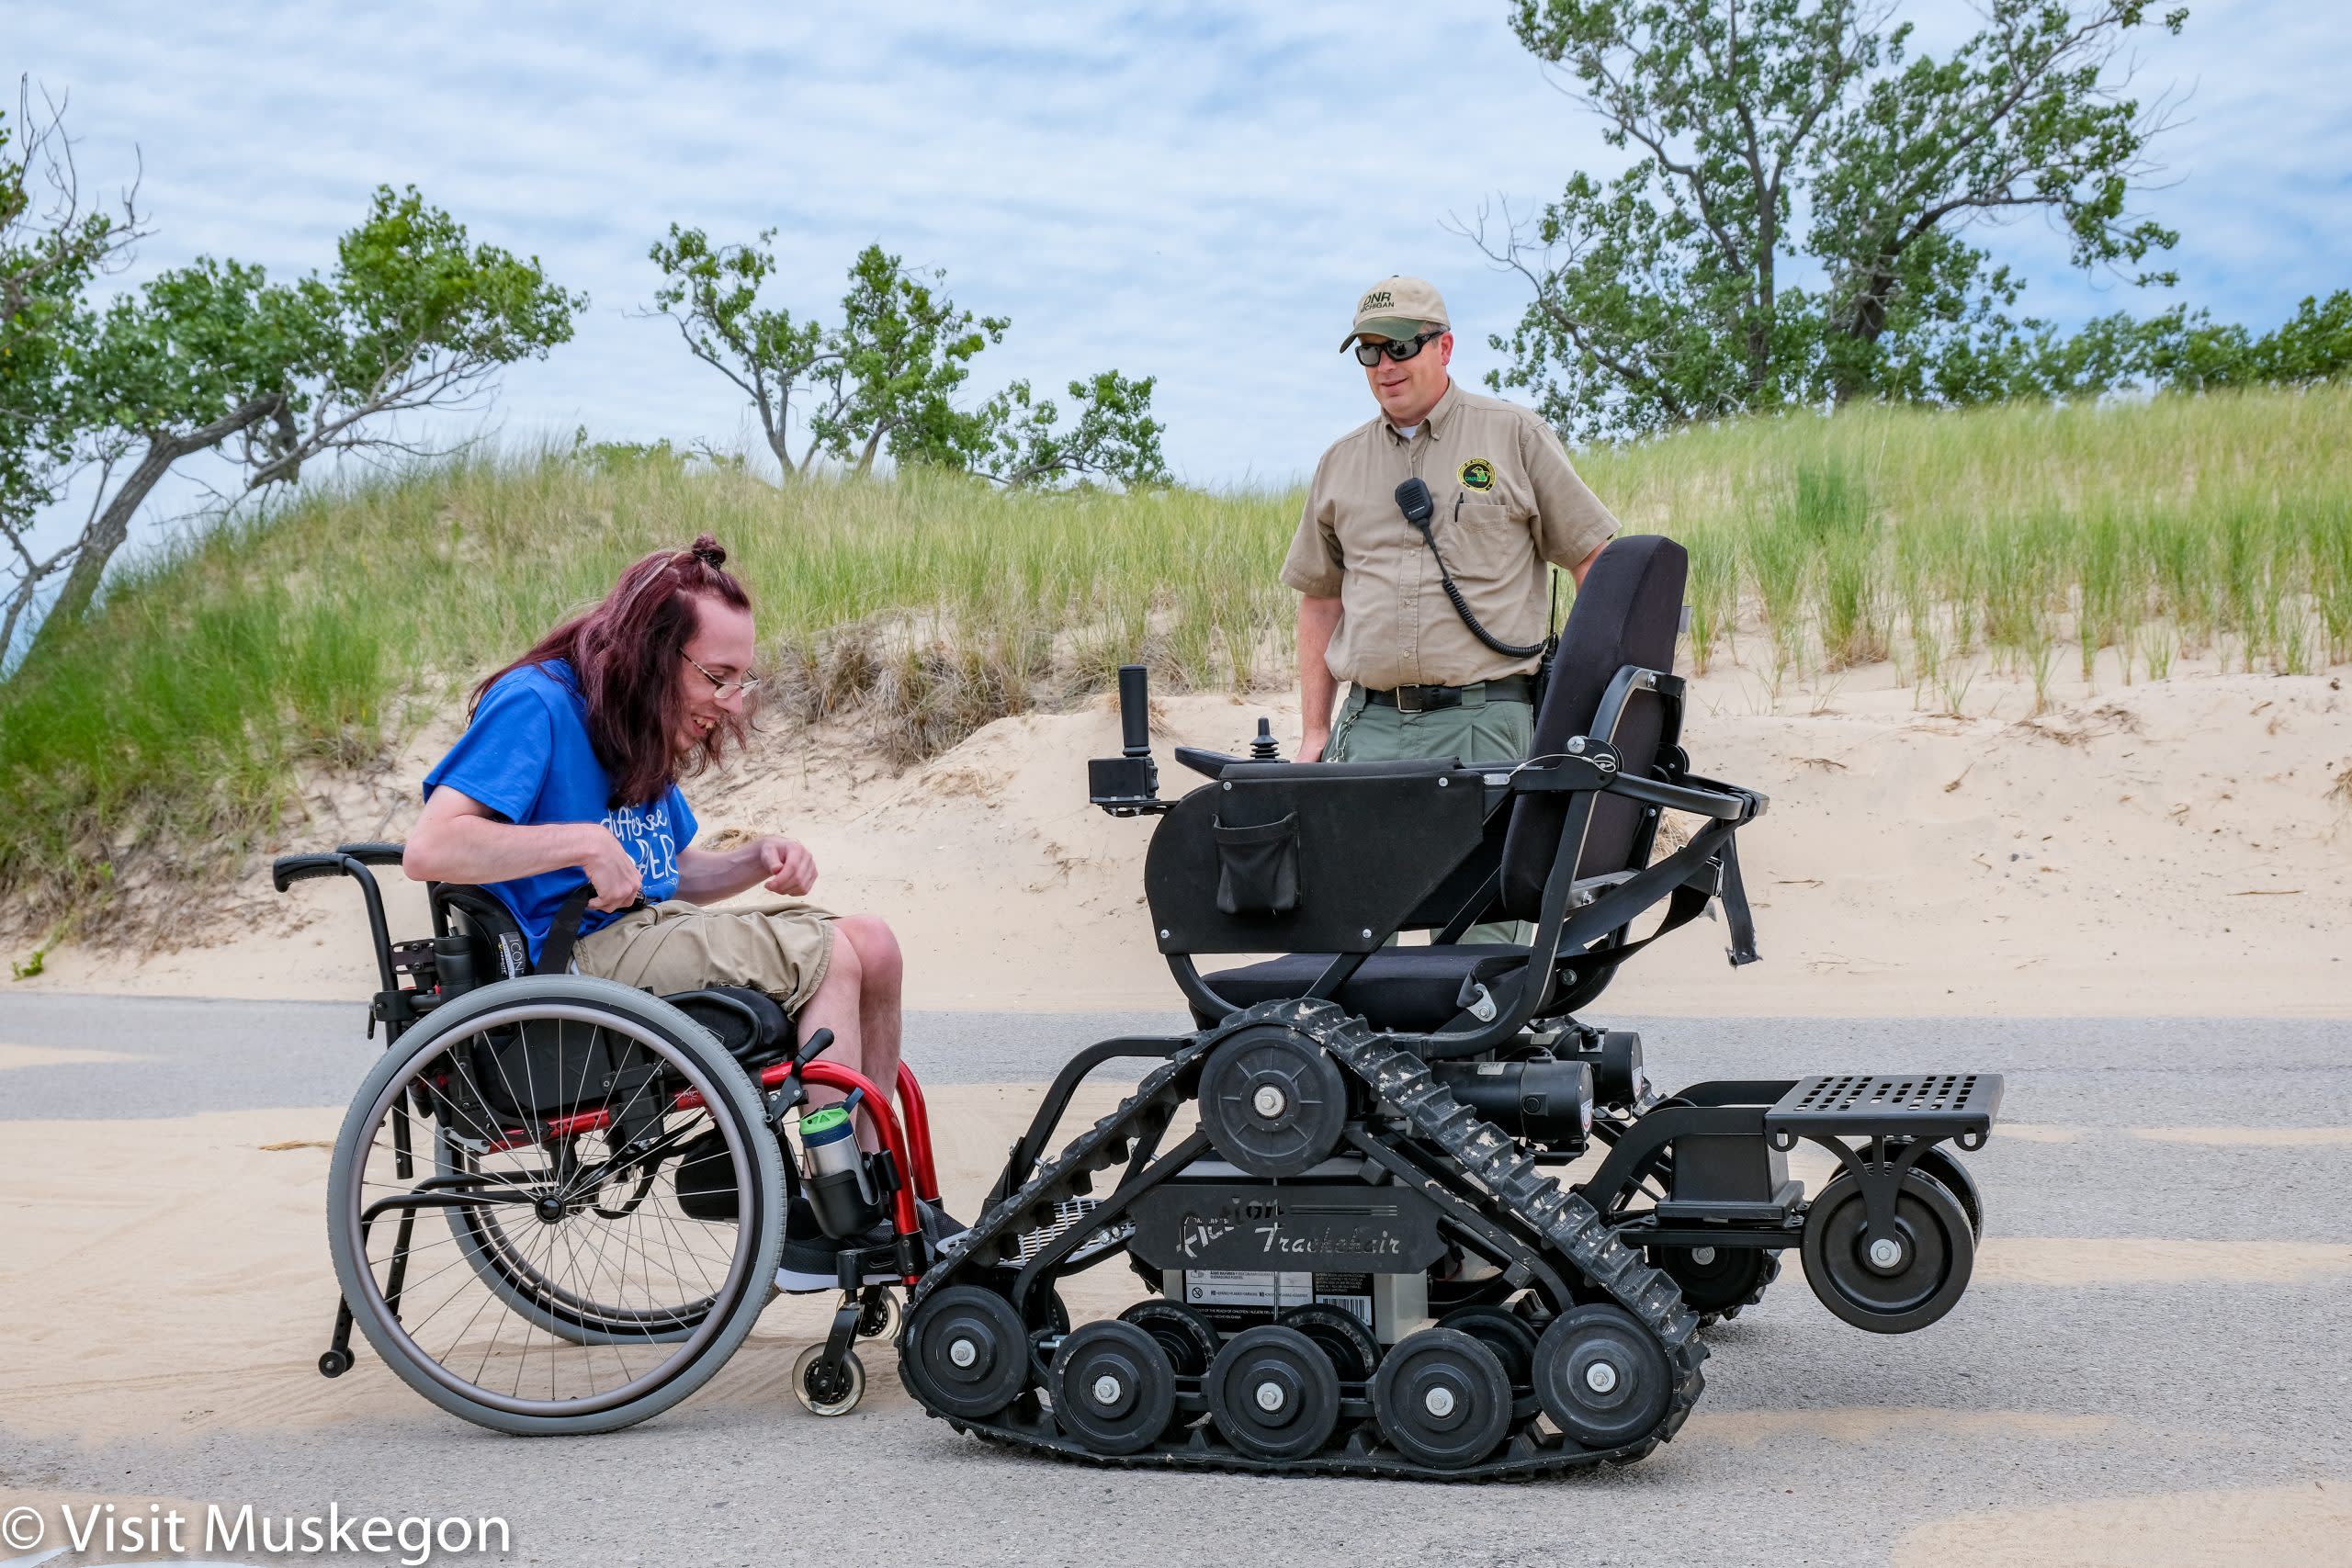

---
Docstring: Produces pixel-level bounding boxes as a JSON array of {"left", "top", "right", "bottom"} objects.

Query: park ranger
[{"left": 1284, "top": 275, "right": 1619, "bottom": 770}]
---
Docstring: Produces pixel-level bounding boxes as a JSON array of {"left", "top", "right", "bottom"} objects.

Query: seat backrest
[
  {"left": 432, "top": 884, "right": 530, "bottom": 983},
  {"left": 1497, "top": 534, "right": 1688, "bottom": 920}
]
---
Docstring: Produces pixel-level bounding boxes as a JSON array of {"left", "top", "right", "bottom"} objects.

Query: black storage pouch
[{"left": 1212, "top": 812, "right": 1301, "bottom": 915}]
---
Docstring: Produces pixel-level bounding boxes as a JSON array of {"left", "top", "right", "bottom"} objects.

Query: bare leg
[
  {"left": 796, "top": 929, "right": 867, "bottom": 1140},
  {"left": 835, "top": 916, "right": 904, "bottom": 1127}
]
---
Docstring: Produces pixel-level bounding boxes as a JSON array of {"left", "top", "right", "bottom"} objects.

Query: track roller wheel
[
  {"left": 1280, "top": 1303, "right": 1382, "bottom": 1381},
  {"left": 1205, "top": 1325, "right": 1340, "bottom": 1461},
  {"left": 1533, "top": 1304, "right": 1671, "bottom": 1449},
  {"left": 1650, "top": 1243, "right": 1776, "bottom": 1318},
  {"left": 792, "top": 1345, "right": 865, "bottom": 1416},
  {"left": 1119, "top": 1300, "right": 1221, "bottom": 1377},
  {"left": 1049, "top": 1321, "right": 1177, "bottom": 1455},
  {"left": 1435, "top": 1304, "right": 1541, "bottom": 1385},
  {"left": 1369, "top": 1327, "right": 1513, "bottom": 1471},
  {"left": 1199, "top": 1026, "right": 1348, "bottom": 1178},
  {"left": 1800, "top": 1168, "right": 1974, "bottom": 1334},
  {"left": 903, "top": 1285, "right": 1030, "bottom": 1420}
]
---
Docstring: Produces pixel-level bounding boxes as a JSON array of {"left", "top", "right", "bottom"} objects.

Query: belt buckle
[{"left": 1395, "top": 684, "right": 1426, "bottom": 714}]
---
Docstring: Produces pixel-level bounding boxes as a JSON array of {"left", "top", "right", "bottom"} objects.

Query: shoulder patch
[{"left": 1458, "top": 457, "right": 1496, "bottom": 492}]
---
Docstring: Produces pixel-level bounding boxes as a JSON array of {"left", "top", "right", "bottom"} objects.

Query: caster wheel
[
  {"left": 1370, "top": 1327, "right": 1513, "bottom": 1471},
  {"left": 1049, "top": 1321, "right": 1177, "bottom": 1455},
  {"left": 855, "top": 1291, "right": 900, "bottom": 1340},
  {"left": 1902, "top": 1142, "right": 1985, "bottom": 1239},
  {"left": 318, "top": 1349, "right": 354, "bottom": 1379},
  {"left": 1119, "top": 1299, "right": 1222, "bottom": 1377},
  {"left": 1280, "top": 1303, "right": 1382, "bottom": 1381},
  {"left": 1435, "top": 1304, "right": 1541, "bottom": 1385},
  {"left": 792, "top": 1345, "right": 865, "bottom": 1416},
  {"left": 1801, "top": 1168, "right": 1975, "bottom": 1333},
  {"left": 1205, "top": 1325, "right": 1340, "bottom": 1461},
  {"left": 903, "top": 1285, "right": 1030, "bottom": 1420},
  {"left": 1533, "top": 1304, "right": 1671, "bottom": 1449},
  {"left": 1650, "top": 1243, "right": 1776, "bottom": 1317}
]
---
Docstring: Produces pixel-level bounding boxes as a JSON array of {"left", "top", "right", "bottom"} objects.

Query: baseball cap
[{"left": 1341, "top": 276, "right": 1450, "bottom": 350}]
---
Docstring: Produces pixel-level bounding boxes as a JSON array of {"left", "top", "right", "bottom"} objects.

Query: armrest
[
  {"left": 1173, "top": 746, "right": 1247, "bottom": 780},
  {"left": 335, "top": 841, "right": 407, "bottom": 867},
  {"left": 1221, "top": 757, "right": 1460, "bottom": 782}
]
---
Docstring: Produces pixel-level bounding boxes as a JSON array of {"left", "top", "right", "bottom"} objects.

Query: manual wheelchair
[
  {"left": 901, "top": 533, "right": 2005, "bottom": 1478},
  {"left": 271, "top": 852, "right": 945, "bottom": 1434}
]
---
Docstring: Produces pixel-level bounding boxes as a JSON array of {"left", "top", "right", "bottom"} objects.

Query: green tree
[
  {"left": 648, "top": 231, "right": 1169, "bottom": 487},
  {"left": 3, "top": 102, "right": 583, "bottom": 664},
  {"left": 975, "top": 370, "right": 1171, "bottom": 489},
  {"left": 1476, "top": 0, "right": 2188, "bottom": 437}
]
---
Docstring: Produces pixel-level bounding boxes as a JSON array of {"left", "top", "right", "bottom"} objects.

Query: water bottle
[{"left": 800, "top": 1093, "right": 879, "bottom": 1239}]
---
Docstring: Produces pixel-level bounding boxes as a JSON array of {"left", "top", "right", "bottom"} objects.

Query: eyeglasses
[
  {"left": 1353, "top": 329, "right": 1444, "bottom": 367},
  {"left": 684, "top": 652, "right": 762, "bottom": 699}
]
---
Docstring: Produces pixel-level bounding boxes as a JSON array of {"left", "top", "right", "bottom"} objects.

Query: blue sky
[{"left": 10, "top": 0, "right": 2350, "bottom": 523}]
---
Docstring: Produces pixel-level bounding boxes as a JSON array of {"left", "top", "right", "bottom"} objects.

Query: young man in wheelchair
[{"left": 401, "top": 534, "right": 960, "bottom": 1272}]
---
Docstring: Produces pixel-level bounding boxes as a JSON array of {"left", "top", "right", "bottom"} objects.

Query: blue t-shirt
[{"left": 422, "top": 659, "right": 697, "bottom": 965}]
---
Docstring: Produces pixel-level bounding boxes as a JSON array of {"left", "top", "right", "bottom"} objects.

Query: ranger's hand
[
  {"left": 1298, "top": 727, "right": 1329, "bottom": 763},
  {"left": 757, "top": 837, "right": 819, "bottom": 897},
  {"left": 580, "top": 828, "right": 644, "bottom": 913}
]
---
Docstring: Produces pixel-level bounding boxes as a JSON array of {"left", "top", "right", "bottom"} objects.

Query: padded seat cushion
[{"left": 1200, "top": 945, "right": 1532, "bottom": 1032}]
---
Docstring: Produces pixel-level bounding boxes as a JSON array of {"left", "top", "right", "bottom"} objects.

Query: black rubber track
[{"left": 900, "top": 999, "right": 1707, "bottom": 1481}]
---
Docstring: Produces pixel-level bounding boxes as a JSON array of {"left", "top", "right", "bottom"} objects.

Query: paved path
[{"left": 3, "top": 994, "right": 2347, "bottom": 1566}]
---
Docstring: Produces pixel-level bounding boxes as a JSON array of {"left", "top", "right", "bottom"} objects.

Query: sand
[{"left": 11, "top": 656, "right": 2349, "bottom": 1016}]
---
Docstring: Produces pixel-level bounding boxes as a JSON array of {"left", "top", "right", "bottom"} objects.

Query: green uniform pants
[{"left": 1324, "top": 684, "right": 1532, "bottom": 945}]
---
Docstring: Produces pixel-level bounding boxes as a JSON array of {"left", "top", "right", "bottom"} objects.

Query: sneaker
[{"left": 774, "top": 1197, "right": 902, "bottom": 1293}]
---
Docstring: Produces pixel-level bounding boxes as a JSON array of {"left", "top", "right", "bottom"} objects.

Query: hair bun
[{"left": 689, "top": 535, "right": 727, "bottom": 570}]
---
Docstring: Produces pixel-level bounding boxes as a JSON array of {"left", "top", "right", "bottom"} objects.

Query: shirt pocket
[{"left": 1444, "top": 497, "right": 1533, "bottom": 582}]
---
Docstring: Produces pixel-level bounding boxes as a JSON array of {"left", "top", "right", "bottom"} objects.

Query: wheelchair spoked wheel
[{"left": 326, "top": 976, "right": 785, "bottom": 1435}]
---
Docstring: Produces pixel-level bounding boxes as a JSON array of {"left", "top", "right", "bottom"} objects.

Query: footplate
[{"left": 1764, "top": 1074, "right": 2003, "bottom": 1152}]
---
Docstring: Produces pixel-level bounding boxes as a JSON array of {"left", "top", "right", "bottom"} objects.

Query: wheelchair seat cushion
[{"left": 1199, "top": 945, "right": 1532, "bottom": 1032}]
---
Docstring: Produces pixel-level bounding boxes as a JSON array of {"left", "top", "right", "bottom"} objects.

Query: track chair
[{"left": 898, "top": 533, "right": 2003, "bottom": 1478}]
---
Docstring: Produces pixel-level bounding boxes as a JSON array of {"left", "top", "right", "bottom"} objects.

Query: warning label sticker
[{"left": 1180, "top": 1270, "right": 1373, "bottom": 1327}]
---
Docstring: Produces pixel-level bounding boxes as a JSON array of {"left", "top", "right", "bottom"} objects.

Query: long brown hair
[{"left": 472, "top": 535, "right": 753, "bottom": 808}]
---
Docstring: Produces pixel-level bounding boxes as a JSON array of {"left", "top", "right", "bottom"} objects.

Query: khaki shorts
[{"left": 571, "top": 895, "right": 838, "bottom": 1014}]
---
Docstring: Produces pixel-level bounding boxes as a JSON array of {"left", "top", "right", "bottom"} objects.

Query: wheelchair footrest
[{"left": 1764, "top": 1073, "right": 2003, "bottom": 1151}]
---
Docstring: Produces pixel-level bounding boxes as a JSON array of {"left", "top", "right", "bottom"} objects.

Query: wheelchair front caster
[
  {"left": 854, "top": 1289, "right": 899, "bottom": 1341},
  {"left": 318, "top": 1348, "right": 355, "bottom": 1379},
  {"left": 793, "top": 1345, "right": 865, "bottom": 1416}
]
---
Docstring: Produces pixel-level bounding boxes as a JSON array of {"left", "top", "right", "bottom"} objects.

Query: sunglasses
[{"left": 1353, "top": 329, "right": 1444, "bottom": 367}]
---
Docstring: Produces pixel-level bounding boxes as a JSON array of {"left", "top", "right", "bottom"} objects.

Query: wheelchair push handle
[{"left": 271, "top": 852, "right": 353, "bottom": 890}]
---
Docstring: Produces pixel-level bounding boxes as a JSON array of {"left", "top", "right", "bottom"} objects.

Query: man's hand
[
  {"left": 580, "top": 828, "right": 645, "bottom": 913},
  {"left": 756, "top": 836, "right": 819, "bottom": 897},
  {"left": 1298, "top": 727, "right": 1329, "bottom": 763}
]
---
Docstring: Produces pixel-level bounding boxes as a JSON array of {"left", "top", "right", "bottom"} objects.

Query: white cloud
[{"left": 8, "top": 0, "right": 2346, "bottom": 563}]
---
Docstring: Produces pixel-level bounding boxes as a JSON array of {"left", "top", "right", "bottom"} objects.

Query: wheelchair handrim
[{"left": 340, "top": 999, "right": 763, "bottom": 1419}]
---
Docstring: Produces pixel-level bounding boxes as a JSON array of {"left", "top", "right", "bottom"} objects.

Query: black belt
[{"left": 1362, "top": 674, "right": 1533, "bottom": 714}]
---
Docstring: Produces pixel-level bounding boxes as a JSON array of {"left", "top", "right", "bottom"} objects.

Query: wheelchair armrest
[
  {"left": 1604, "top": 771, "right": 1763, "bottom": 822},
  {"left": 1173, "top": 746, "right": 1248, "bottom": 780},
  {"left": 335, "top": 841, "right": 407, "bottom": 867},
  {"left": 1221, "top": 757, "right": 1460, "bottom": 782}
]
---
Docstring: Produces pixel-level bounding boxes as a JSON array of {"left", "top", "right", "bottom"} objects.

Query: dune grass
[{"left": 2, "top": 383, "right": 2346, "bottom": 939}]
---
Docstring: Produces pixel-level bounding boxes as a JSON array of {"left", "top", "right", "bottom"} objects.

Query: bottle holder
[{"left": 1212, "top": 812, "right": 1301, "bottom": 915}]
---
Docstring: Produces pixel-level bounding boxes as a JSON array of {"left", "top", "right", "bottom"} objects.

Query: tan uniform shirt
[{"left": 1281, "top": 381, "right": 1619, "bottom": 690}]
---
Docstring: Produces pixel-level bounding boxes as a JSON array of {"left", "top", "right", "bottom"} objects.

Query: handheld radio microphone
[{"left": 1394, "top": 477, "right": 1435, "bottom": 530}]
